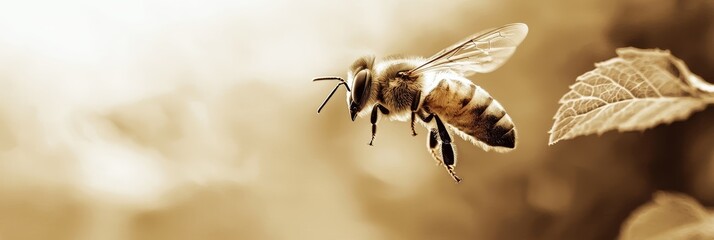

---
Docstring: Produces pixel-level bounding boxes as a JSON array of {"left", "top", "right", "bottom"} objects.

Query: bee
[{"left": 313, "top": 23, "right": 528, "bottom": 183}]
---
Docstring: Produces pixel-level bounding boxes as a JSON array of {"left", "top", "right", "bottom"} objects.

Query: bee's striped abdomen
[{"left": 423, "top": 78, "right": 516, "bottom": 151}]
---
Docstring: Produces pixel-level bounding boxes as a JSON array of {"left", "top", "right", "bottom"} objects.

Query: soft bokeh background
[{"left": 0, "top": 0, "right": 712, "bottom": 239}]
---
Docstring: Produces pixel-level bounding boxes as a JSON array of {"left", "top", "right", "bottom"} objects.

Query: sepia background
[{"left": 0, "top": 0, "right": 713, "bottom": 239}]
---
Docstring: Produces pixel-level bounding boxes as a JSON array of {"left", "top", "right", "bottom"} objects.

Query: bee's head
[
  {"left": 346, "top": 56, "right": 375, "bottom": 121},
  {"left": 313, "top": 55, "right": 375, "bottom": 121}
]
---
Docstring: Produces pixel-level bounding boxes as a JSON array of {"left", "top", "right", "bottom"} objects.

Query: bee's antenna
[
  {"left": 312, "top": 76, "right": 351, "bottom": 92},
  {"left": 313, "top": 76, "right": 350, "bottom": 113}
]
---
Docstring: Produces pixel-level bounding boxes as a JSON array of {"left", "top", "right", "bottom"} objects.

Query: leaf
[
  {"left": 619, "top": 192, "right": 714, "bottom": 240},
  {"left": 549, "top": 48, "right": 714, "bottom": 145}
]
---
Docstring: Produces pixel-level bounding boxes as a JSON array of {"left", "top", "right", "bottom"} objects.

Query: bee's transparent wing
[{"left": 407, "top": 23, "right": 528, "bottom": 77}]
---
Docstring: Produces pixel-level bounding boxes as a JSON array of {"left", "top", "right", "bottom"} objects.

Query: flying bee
[{"left": 313, "top": 23, "right": 528, "bottom": 183}]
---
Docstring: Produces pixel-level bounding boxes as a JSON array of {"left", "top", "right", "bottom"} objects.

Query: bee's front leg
[{"left": 369, "top": 104, "right": 389, "bottom": 146}]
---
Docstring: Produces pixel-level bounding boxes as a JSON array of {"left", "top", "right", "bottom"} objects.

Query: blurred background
[{"left": 0, "top": 0, "right": 712, "bottom": 239}]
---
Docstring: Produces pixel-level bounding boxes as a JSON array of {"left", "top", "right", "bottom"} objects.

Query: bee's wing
[{"left": 407, "top": 23, "right": 528, "bottom": 77}]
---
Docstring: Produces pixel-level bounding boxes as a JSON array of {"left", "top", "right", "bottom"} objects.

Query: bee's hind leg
[
  {"left": 369, "top": 104, "right": 390, "bottom": 146},
  {"left": 434, "top": 115, "right": 461, "bottom": 183},
  {"left": 421, "top": 113, "right": 462, "bottom": 183}
]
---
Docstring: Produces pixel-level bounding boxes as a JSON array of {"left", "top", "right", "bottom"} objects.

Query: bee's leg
[
  {"left": 434, "top": 115, "right": 462, "bottom": 183},
  {"left": 421, "top": 112, "right": 443, "bottom": 165},
  {"left": 369, "top": 104, "right": 390, "bottom": 146},
  {"left": 418, "top": 111, "right": 434, "bottom": 123},
  {"left": 410, "top": 112, "right": 417, "bottom": 136},
  {"left": 368, "top": 106, "right": 379, "bottom": 146},
  {"left": 427, "top": 128, "right": 443, "bottom": 166},
  {"left": 410, "top": 92, "right": 421, "bottom": 136}
]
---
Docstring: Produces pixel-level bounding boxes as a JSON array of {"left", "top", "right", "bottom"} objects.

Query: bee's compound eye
[{"left": 351, "top": 69, "right": 372, "bottom": 107}]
